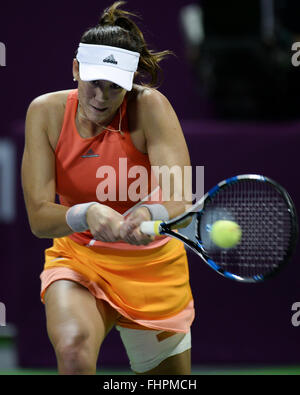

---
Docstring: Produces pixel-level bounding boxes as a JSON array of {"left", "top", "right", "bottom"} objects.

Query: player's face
[{"left": 77, "top": 79, "right": 127, "bottom": 125}]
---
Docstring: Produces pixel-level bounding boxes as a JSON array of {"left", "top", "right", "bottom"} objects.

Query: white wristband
[
  {"left": 66, "top": 202, "right": 99, "bottom": 232},
  {"left": 139, "top": 204, "right": 169, "bottom": 221}
]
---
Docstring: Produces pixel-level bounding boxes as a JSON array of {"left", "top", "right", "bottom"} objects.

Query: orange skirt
[{"left": 40, "top": 236, "right": 194, "bottom": 333}]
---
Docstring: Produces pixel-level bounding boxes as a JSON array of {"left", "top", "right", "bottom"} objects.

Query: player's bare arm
[
  {"left": 141, "top": 89, "right": 192, "bottom": 216},
  {"left": 22, "top": 95, "right": 123, "bottom": 240},
  {"left": 21, "top": 96, "right": 73, "bottom": 238},
  {"left": 120, "top": 89, "right": 192, "bottom": 245}
]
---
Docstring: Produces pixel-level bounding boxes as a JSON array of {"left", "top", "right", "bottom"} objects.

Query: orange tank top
[{"left": 55, "top": 89, "right": 170, "bottom": 250}]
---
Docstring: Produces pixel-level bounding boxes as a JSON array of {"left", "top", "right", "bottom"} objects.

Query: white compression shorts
[{"left": 115, "top": 326, "right": 191, "bottom": 373}]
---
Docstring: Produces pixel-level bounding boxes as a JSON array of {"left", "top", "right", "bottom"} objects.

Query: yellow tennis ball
[{"left": 210, "top": 220, "right": 242, "bottom": 248}]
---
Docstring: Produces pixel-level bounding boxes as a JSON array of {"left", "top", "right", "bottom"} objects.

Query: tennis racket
[{"left": 140, "top": 174, "right": 298, "bottom": 283}]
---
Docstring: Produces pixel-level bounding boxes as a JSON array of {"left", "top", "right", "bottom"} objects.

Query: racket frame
[{"left": 155, "top": 174, "right": 298, "bottom": 283}]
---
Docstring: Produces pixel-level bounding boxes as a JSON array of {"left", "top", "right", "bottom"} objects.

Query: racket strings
[{"left": 200, "top": 180, "right": 293, "bottom": 278}]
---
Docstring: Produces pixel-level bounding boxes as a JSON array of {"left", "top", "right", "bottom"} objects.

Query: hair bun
[
  {"left": 114, "top": 16, "right": 132, "bottom": 31},
  {"left": 98, "top": 13, "right": 115, "bottom": 26},
  {"left": 99, "top": 1, "right": 125, "bottom": 26},
  {"left": 99, "top": 1, "right": 141, "bottom": 33}
]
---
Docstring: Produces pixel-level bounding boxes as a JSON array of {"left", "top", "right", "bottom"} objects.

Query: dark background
[{"left": 0, "top": 0, "right": 300, "bottom": 370}]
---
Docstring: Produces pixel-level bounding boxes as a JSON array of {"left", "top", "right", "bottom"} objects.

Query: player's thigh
[
  {"left": 44, "top": 280, "right": 119, "bottom": 355},
  {"left": 138, "top": 349, "right": 191, "bottom": 375}
]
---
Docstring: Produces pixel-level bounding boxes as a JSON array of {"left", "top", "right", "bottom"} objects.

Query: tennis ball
[{"left": 210, "top": 220, "right": 242, "bottom": 249}]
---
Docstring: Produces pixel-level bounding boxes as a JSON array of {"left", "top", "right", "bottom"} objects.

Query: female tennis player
[{"left": 21, "top": 1, "right": 194, "bottom": 375}]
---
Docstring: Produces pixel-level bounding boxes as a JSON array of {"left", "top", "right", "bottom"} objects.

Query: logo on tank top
[
  {"left": 81, "top": 148, "right": 100, "bottom": 158},
  {"left": 103, "top": 55, "right": 118, "bottom": 65}
]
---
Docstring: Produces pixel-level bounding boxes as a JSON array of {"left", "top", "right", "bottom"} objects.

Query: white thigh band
[{"left": 116, "top": 326, "right": 191, "bottom": 373}]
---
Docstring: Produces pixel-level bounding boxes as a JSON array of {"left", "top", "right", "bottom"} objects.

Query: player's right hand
[{"left": 86, "top": 203, "right": 124, "bottom": 242}]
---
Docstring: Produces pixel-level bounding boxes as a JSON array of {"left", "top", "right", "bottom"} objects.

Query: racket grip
[{"left": 140, "top": 221, "right": 163, "bottom": 236}]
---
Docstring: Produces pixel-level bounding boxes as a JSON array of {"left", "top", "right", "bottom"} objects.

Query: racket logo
[
  {"left": 0, "top": 302, "right": 6, "bottom": 326},
  {"left": 0, "top": 42, "right": 6, "bottom": 67}
]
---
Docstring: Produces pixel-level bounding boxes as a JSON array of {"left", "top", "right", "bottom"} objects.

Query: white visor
[{"left": 76, "top": 43, "right": 140, "bottom": 91}]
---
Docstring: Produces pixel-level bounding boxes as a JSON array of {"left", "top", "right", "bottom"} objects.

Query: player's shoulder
[
  {"left": 27, "top": 90, "right": 73, "bottom": 117},
  {"left": 129, "top": 84, "right": 171, "bottom": 112}
]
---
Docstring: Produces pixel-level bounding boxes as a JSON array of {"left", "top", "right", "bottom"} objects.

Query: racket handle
[{"left": 140, "top": 221, "right": 163, "bottom": 236}]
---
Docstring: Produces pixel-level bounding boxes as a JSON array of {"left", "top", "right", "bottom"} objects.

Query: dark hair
[{"left": 78, "top": 1, "right": 173, "bottom": 87}]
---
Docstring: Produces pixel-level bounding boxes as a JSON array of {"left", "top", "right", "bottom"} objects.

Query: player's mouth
[{"left": 90, "top": 105, "right": 109, "bottom": 112}]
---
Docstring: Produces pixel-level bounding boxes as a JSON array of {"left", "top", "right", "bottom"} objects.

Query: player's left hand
[{"left": 120, "top": 207, "right": 154, "bottom": 245}]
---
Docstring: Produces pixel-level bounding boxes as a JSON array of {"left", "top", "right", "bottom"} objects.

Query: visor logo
[{"left": 103, "top": 55, "right": 118, "bottom": 65}]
